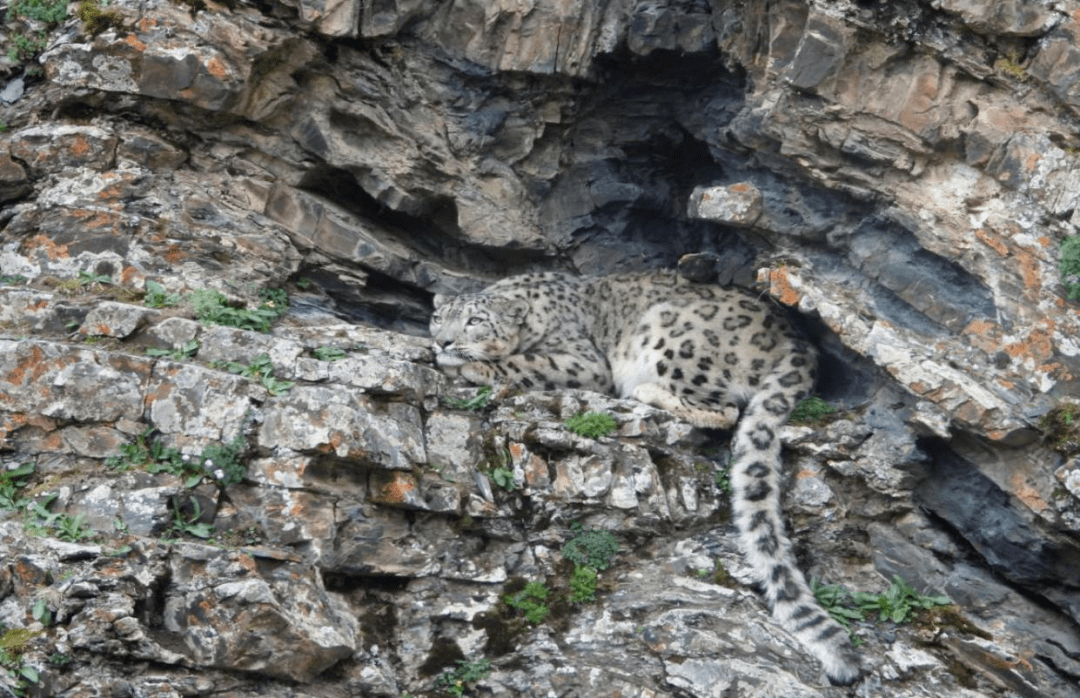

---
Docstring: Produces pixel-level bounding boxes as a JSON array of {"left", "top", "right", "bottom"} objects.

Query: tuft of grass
[
  {"left": 312, "top": 346, "right": 348, "bottom": 361},
  {"left": 76, "top": 0, "right": 122, "bottom": 34},
  {"left": 788, "top": 396, "right": 836, "bottom": 425},
  {"left": 1060, "top": 236, "right": 1080, "bottom": 301},
  {"left": 564, "top": 411, "right": 617, "bottom": 439},
  {"left": 444, "top": 385, "right": 492, "bottom": 411},
  {"left": 1040, "top": 400, "right": 1080, "bottom": 456}
]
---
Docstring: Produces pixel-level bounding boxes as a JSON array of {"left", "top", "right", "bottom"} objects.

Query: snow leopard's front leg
[{"left": 454, "top": 339, "right": 614, "bottom": 394}]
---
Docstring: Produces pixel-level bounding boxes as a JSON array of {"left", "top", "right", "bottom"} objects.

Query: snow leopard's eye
[{"left": 467, "top": 317, "right": 483, "bottom": 326}]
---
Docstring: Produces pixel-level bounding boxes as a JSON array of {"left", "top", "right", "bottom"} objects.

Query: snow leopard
[{"left": 430, "top": 269, "right": 862, "bottom": 685}]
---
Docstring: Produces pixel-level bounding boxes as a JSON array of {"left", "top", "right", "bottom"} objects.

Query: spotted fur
[{"left": 431, "top": 270, "right": 861, "bottom": 685}]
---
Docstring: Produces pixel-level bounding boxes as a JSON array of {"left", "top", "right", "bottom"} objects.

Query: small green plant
[
  {"left": 564, "top": 411, "right": 617, "bottom": 439},
  {"left": 714, "top": 459, "right": 732, "bottom": 494},
  {"left": 1060, "top": 236, "right": 1080, "bottom": 301},
  {"left": 107, "top": 424, "right": 249, "bottom": 488},
  {"left": 312, "top": 346, "right": 347, "bottom": 361},
  {"left": 436, "top": 657, "right": 491, "bottom": 697},
  {"left": 444, "top": 385, "right": 493, "bottom": 411},
  {"left": 488, "top": 466, "right": 515, "bottom": 492},
  {"left": 77, "top": 269, "right": 113, "bottom": 287},
  {"left": 143, "top": 279, "right": 182, "bottom": 308},
  {"left": 188, "top": 288, "right": 288, "bottom": 333},
  {"left": 145, "top": 340, "right": 199, "bottom": 361},
  {"left": 30, "top": 598, "right": 51, "bottom": 626},
  {"left": 214, "top": 354, "right": 294, "bottom": 395},
  {"left": 47, "top": 652, "right": 71, "bottom": 666},
  {"left": 504, "top": 581, "right": 550, "bottom": 624},
  {"left": 0, "top": 463, "right": 35, "bottom": 511},
  {"left": 54, "top": 512, "right": 93, "bottom": 542},
  {"left": 811, "top": 578, "right": 866, "bottom": 644},
  {"left": 812, "top": 575, "right": 950, "bottom": 644},
  {"left": 0, "top": 275, "right": 26, "bottom": 286},
  {"left": 561, "top": 522, "right": 619, "bottom": 572},
  {"left": 852, "top": 575, "right": 950, "bottom": 624},
  {"left": 788, "top": 396, "right": 836, "bottom": 425},
  {"left": 7, "top": 31, "right": 48, "bottom": 63},
  {"left": 0, "top": 626, "right": 43, "bottom": 696},
  {"left": 568, "top": 565, "right": 598, "bottom": 603},
  {"left": 167, "top": 497, "right": 214, "bottom": 539}
]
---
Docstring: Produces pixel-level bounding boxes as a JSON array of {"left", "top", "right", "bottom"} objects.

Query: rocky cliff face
[{"left": 1, "top": 0, "right": 1079, "bottom": 696}]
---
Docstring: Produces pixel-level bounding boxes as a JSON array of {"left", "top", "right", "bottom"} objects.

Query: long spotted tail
[{"left": 729, "top": 373, "right": 862, "bottom": 685}]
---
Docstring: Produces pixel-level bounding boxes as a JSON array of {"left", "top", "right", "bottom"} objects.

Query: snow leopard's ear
[
  {"left": 502, "top": 297, "right": 530, "bottom": 323},
  {"left": 433, "top": 293, "right": 448, "bottom": 309}
]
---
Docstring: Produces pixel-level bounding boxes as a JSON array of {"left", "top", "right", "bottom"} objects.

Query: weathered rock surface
[{"left": 1, "top": 0, "right": 1080, "bottom": 696}]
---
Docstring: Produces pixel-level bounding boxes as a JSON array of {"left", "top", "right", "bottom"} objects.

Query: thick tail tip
[{"left": 822, "top": 649, "right": 863, "bottom": 686}]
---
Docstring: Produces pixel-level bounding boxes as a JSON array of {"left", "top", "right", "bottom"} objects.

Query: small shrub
[
  {"left": 568, "top": 565, "right": 598, "bottom": 603},
  {"left": 504, "top": 580, "right": 550, "bottom": 624},
  {"left": 1060, "top": 236, "right": 1080, "bottom": 301},
  {"left": 561, "top": 522, "right": 619, "bottom": 571},
  {"left": 564, "top": 411, "right": 617, "bottom": 439},
  {"left": 788, "top": 396, "right": 836, "bottom": 425},
  {"left": 10, "top": 0, "right": 70, "bottom": 24}
]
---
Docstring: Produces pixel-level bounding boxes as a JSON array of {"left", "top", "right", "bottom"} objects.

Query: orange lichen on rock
[
  {"left": 376, "top": 473, "right": 417, "bottom": 504},
  {"left": 71, "top": 135, "right": 91, "bottom": 157},
  {"left": 125, "top": 34, "right": 147, "bottom": 51},
  {"left": 1010, "top": 472, "right": 1048, "bottom": 513},
  {"left": 164, "top": 244, "right": 185, "bottom": 264},
  {"left": 766, "top": 266, "right": 801, "bottom": 306},
  {"left": 961, "top": 319, "right": 1001, "bottom": 353},
  {"left": 7, "top": 345, "right": 46, "bottom": 385},
  {"left": 974, "top": 228, "right": 1009, "bottom": 256},
  {"left": 1003, "top": 323, "right": 1055, "bottom": 362},
  {"left": 24, "top": 235, "right": 69, "bottom": 260},
  {"left": 1014, "top": 248, "right": 1042, "bottom": 293},
  {"left": 206, "top": 56, "right": 229, "bottom": 79}
]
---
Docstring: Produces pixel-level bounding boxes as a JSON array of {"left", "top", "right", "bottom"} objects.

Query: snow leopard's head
[{"left": 430, "top": 292, "right": 529, "bottom": 367}]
